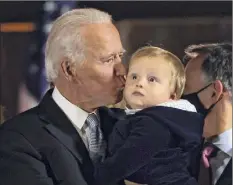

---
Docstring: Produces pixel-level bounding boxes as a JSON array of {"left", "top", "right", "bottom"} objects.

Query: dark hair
[{"left": 183, "top": 43, "right": 232, "bottom": 93}]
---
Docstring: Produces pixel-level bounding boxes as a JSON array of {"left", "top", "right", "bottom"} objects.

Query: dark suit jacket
[
  {"left": 0, "top": 89, "right": 125, "bottom": 185},
  {"left": 216, "top": 158, "right": 232, "bottom": 185},
  {"left": 94, "top": 106, "right": 204, "bottom": 185}
]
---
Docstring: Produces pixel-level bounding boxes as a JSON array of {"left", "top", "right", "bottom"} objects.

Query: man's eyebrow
[
  {"left": 100, "top": 54, "right": 113, "bottom": 60},
  {"left": 101, "top": 49, "right": 126, "bottom": 59},
  {"left": 113, "top": 49, "right": 127, "bottom": 56}
]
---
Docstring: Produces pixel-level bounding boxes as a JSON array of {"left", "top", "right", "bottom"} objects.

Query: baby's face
[{"left": 124, "top": 56, "right": 174, "bottom": 109}]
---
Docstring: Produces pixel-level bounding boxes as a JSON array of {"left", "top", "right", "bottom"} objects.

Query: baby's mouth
[{"left": 132, "top": 91, "right": 144, "bottom": 96}]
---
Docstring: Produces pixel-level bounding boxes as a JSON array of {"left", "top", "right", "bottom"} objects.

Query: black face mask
[{"left": 181, "top": 83, "right": 221, "bottom": 116}]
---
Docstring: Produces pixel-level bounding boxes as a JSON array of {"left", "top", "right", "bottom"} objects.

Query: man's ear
[
  {"left": 212, "top": 80, "right": 223, "bottom": 101},
  {"left": 61, "top": 59, "right": 76, "bottom": 81}
]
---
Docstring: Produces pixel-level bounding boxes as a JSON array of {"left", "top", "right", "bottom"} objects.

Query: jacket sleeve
[
  {"left": 0, "top": 130, "right": 54, "bottom": 185},
  {"left": 94, "top": 116, "right": 170, "bottom": 185}
]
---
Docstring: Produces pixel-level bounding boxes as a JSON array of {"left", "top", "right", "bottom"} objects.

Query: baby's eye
[
  {"left": 132, "top": 75, "right": 137, "bottom": 80},
  {"left": 148, "top": 76, "right": 156, "bottom": 82}
]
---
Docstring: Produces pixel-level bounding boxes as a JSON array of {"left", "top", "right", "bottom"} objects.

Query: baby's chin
[
  {"left": 126, "top": 102, "right": 148, "bottom": 110},
  {"left": 124, "top": 96, "right": 150, "bottom": 109}
]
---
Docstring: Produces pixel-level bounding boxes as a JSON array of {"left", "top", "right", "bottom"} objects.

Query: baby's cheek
[
  {"left": 123, "top": 87, "right": 129, "bottom": 99},
  {"left": 125, "top": 78, "right": 133, "bottom": 86},
  {"left": 123, "top": 83, "right": 132, "bottom": 94}
]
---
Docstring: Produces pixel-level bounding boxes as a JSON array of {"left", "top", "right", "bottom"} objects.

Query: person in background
[
  {"left": 182, "top": 43, "right": 232, "bottom": 185},
  {"left": 0, "top": 8, "right": 126, "bottom": 185}
]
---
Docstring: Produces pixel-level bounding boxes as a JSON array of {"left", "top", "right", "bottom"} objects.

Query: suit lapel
[
  {"left": 216, "top": 159, "right": 232, "bottom": 185},
  {"left": 37, "top": 89, "right": 91, "bottom": 165},
  {"left": 44, "top": 123, "right": 83, "bottom": 162}
]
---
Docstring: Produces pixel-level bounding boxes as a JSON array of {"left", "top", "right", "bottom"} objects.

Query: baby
[{"left": 94, "top": 46, "right": 204, "bottom": 185}]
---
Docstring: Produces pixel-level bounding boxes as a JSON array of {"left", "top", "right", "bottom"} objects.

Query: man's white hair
[{"left": 45, "top": 8, "right": 112, "bottom": 82}]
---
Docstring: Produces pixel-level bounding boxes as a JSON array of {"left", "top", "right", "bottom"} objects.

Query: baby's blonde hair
[{"left": 129, "top": 46, "right": 186, "bottom": 99}]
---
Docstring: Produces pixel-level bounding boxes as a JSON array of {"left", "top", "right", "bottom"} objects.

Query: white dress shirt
[
  {"left": 210, "top": 128, "right": 232, "bottom": 185},
  {"left": 52, "top": 87, "right": 89, "bottom": 148}
]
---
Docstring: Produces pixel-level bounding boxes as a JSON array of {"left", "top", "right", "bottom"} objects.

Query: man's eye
[
  {"left": 106, "top": 57, "right": 114, "bottom": 63},
  {"left": 118, "top": 53, "right": 124, "bottom": 59}
]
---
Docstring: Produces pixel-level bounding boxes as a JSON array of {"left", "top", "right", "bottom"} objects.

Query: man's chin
[
  {"left": 115, "top": 89, "right": 124, "bottom": 104},
  {"left": 96, "top": 89, "right": 124, "bottom": 107}
]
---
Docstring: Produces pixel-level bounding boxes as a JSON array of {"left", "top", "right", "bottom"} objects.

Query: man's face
[
  {"left": 184, "top": 54, "right": 218, "bottom": 138},
  {"left": 183, "top": 55, "right": 207, "bottom": 95},
  {"left": 183, "top": 54, "right": 215, "bottom": 105},
  {"left": 73, "top": 23, "right": 126, "bottom": 107}
]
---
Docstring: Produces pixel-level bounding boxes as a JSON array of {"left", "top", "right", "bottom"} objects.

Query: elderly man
[
  {"left": 182, "top": 43, "right": 232, "bottom": 185},
  {"left": 0, "top": 8, "right": 126, "bottom": 185}
]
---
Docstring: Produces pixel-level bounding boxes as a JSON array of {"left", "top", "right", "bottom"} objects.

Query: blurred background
[{"left": 0, "top": 1, "right": 232, "bottom": 121}]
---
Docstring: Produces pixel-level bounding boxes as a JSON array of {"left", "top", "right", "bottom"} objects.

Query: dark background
[
  {"left": 0, "top": 1, "right": 232, "bottom": 120},
  {"left": 0, "top": 1, "right": 232, "bottom": 22}
]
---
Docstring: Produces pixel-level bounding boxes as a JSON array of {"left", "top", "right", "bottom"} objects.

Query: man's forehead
[
  {"left": 83, "top": 23, "right": 119, "bottom": 42},
  {"left": 185, "top": 54, "right": 205, "bottom": 72},
  {"left": 83, "top": 23, "right": 123, "bottom": 56},
  {"left": 184, "top": 54, "right": 206, "bottom": 93}
]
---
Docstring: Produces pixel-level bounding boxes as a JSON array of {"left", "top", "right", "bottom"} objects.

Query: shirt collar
[
  {"left": 124, "top": 106, "right": 142, "bottom": 115},
  {"left": 124, "top": 99, "right": 196, "bottom": 115},
  {"left": 52, "top": 87, "right": 88, "bottom": 130},
  {"left": 211, "top": 128, "right": 232, "bottom": 157}
]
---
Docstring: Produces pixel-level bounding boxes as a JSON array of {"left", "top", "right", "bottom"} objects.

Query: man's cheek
[{"left": 97, "top": 71, "right": 113, "bottom": 82}]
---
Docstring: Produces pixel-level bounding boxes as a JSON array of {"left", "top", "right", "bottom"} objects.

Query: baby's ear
[{"left": 170, "top": 93, "right": 177, "bottom": 100}]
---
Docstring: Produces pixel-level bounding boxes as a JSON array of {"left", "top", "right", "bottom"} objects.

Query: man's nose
[{"left": 114, "top": 62, "right": 126, "bottom": 77}]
